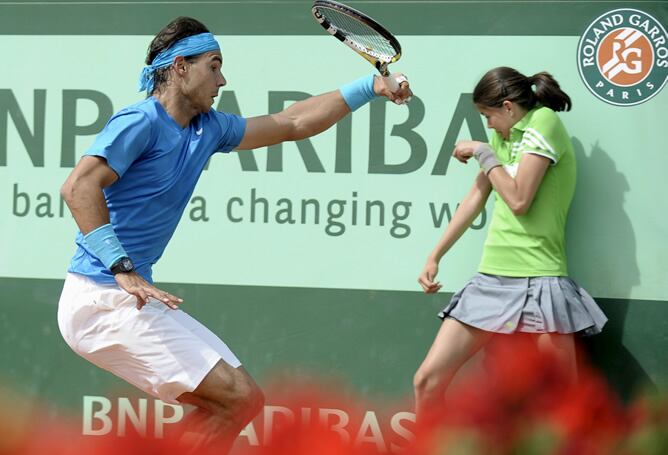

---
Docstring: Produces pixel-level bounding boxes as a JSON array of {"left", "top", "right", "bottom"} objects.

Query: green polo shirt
[{"left": 479, "top": 106, "right": 576, "bottom": 277}]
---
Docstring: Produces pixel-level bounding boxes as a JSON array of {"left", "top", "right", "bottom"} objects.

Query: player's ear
[
  {"left": 502, "top": 100, "right": 513, "bottom": 111},
  {"left": 173, "top": 56, "right": 188, "bottom": 75}
]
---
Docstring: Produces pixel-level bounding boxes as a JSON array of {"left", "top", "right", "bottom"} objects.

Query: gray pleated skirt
[{"left": 438, "top": 273, "right": 607, "bottom": 336}]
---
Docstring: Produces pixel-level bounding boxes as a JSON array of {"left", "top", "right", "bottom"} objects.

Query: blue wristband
[
  {"left": 339, "top": 74, "right": 377, "bottom": 111},
  {"left": 83, "top": 223, "right": 127, "bottom": 269}
]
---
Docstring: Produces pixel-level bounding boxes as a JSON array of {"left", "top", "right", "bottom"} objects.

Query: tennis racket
[{"left": 312, "top": 0, "right": 405, "bottom": 92}]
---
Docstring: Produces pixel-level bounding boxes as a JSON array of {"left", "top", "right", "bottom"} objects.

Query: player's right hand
[
  {"left": 114, "top": 272, "right": 183, "bottom": 310},
  {"left": 374, "top": 73, "right": 412, "bottom": 105},
  {"left": 418, "top": 260, "right": 442, "bottom": 294}
]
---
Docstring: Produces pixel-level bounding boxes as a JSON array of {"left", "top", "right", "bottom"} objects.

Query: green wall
[
  {"left": 1, "top": 0, "right": 667, "bottom": 435},
  {"left": 1, "top": 277, "right": 666, "bottom": 414}
]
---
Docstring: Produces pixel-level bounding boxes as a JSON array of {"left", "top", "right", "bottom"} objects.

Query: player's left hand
[
  {"left": 374, "top": 73, "right": 412, "bottom": 105},
  {"left": 453, "top": 140, "right": 484, "bottom": 163},
  {"left": 114, "top": 271, "right": 183, "bottom": 310}
]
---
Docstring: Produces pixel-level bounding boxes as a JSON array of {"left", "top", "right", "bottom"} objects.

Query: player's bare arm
[
  {"left": 61, "top": 157, "right": 183, "bottom": 310},
  {"left": 236, "top": 76, "right": 411, "bottom": 151},
  {"left": 61, "top": 156, "right": 117, "bottom": 233}
]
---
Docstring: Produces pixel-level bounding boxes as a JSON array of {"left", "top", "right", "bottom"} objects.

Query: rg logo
[{"left": 578, "top": 9, "right": 668, "bottom": 106}]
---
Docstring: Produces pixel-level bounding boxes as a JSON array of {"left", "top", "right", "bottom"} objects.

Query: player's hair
[
  {"left": 146, "top": 17, "right": 210, "bottom": 95},
  {"left": 473, "top": 67, "right": 572, "bottom": 112}
]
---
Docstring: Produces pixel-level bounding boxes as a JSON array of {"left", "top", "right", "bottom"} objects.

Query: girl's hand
[
  {"left": 418, "top": 259, "right": 442, "bottom": 294},
  {"left": 453, "top": 140, "right": 484, "bottom": 163}
]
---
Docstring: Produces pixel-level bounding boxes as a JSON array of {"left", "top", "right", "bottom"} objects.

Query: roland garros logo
[{"left": 578, "top": 8, "right": 668, "bottom": 106}]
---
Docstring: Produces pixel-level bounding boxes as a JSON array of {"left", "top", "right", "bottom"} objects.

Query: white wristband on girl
[{"left": 473, "top": 143, "right": 502, "bottom": 175}]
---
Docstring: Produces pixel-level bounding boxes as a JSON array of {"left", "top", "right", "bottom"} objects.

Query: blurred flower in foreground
[
  {"left": 412, "top": 334, "right": 628, "bottom": 455},
  {"left": 623, "top": 388, "right": 668, "bottom": 455},
  {"left": 3, "top": 335, "right": 666, "bottom": 455}
]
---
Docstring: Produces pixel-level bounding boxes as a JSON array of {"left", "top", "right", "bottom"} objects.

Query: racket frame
[{"left": 312, "top": 0, "right": 402, "bottom": 77}]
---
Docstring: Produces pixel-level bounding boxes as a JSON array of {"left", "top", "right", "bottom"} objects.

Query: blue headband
[{"left": 138, "top": 32, "right": 221, "bottom": 94}]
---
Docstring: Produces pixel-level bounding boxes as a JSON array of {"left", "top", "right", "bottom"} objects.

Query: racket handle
[
  {"left": 381, "top": 73, "right": 410, "bottom": 104},
  {"left": 381, "top": 73, "right": 403, "bottom": 92}
]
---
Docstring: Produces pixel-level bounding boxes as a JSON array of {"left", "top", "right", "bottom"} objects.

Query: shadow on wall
[{"left": 566, "top": 138, "right": 653, "bottom": 401}]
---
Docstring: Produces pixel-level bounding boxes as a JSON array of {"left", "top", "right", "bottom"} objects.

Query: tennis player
[
  {"left": 413, "top": 67, "right": 607, "bottom": 421},
  {"left": 57, "top": 16, "right": 411, "bottom": 452}
]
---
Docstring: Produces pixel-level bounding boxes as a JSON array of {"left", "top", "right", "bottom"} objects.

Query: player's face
[
  {"left": 183, "top": 51, "right": 226, "bottom": 113},
  {"left": 477, "top": 104, "right": 515, "bottom": 140}
]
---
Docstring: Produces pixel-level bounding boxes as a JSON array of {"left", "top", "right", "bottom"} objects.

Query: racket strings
[{"left": 320, "top": 7, "right": 396, "bottom": 58}]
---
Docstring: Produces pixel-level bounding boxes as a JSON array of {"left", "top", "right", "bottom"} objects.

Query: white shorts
[{"left": 57, "top": 273, "right": 242, "bottom": 404}]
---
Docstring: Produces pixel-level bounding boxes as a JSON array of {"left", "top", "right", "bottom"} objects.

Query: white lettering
[
  {"left": 154, "top": 400, "right": 183, "bottom": 438},
  {"left": 79, "top": 396, "right": 421, "bottom": 451},
  {"left": 238, "top": 421, "right": 260, "bottom": 446},
  {"left": 648, "top": 25, "right": 660, "bottom": 40},
  {"left": 389, "top": 412, "right": 416, "bottom": 452},
  {"left": 583, "top": 44, "right": 596, "bottom": 58},
  {"left": 629, "top": 14, "right": 642, "bottom": 27},
  {"left": 82, "top": 396, "right": 112, "bottom": 436},
  {"left": 599, "top": 17, "right": 613, "bottom": 31},
  {"left": 611, "top": 13, "right": 623, "bottom": 26},
  {"left": 354, "top": 411, "right": 387, "bottom": 452},
  {"left": 118, "top": 397, "right": 147, "bottom": 437},
  {"left": 263, "top": 406, "right": 295, "bottom": 445},
  {"left": 301, "top": 407, "right": 312, "bottom": 426},
  {"left": 319, "top": 408, "right": 351, "bottom": 443}
]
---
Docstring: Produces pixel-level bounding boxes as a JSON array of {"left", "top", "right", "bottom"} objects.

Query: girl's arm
[
  {"left": 486, "top": 153, "right": 550, "bottom": 215},
  {"left": 418, "top": 171, "right": 492, "bottom": 293},
  {"left": 454, "top": 140, "right": 550, "bottom": 216}
]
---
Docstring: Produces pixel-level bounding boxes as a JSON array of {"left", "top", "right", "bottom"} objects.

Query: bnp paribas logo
[{"left": 577, "top": 8, "right": 668, "bottom": 106}]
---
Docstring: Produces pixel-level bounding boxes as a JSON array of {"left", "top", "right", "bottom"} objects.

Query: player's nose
[{"left": 217, "top": 73, "right": 227, "bottom": 87}]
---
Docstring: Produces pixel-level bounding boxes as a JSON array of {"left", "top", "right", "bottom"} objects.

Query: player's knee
[
  {"left": 245, "top": 383, "right": 265, "bottom": 418},
  {"left": 413, "top": 368, "right": 443, "bottom": 395},
  {"left": 225, "top": 377, "right": 264, "bottom": 421},
  {"left": 413, "top": 369, "right": 431, "bottom": 392},
  {"left": 231, "top": 383, "right": 263, "bottom": 427}
]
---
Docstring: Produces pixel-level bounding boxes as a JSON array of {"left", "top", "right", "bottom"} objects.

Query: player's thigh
[
  {"left": 416, "top": 318, "right": 493, "bottom": 379},
  {"left": 169, "top": 309, "right": 242, "bottom": 369},
  {"left": 536, "top": 332, "right": 575, "bottom": 356},
  {"left": 537, "top": 332, "right": 577, "bottom": 373},
  {"left": 74, "top": 297, "right": 241, "bottom": 404}
]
